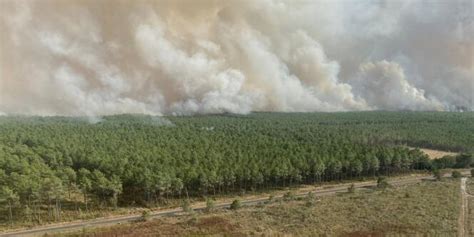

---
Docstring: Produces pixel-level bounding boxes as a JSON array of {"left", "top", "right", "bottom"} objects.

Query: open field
[{"left": 53, "top": 179, "right": 461, "bottom": 237}]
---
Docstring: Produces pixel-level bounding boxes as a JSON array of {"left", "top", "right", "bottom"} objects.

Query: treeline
[{"left": 0, "top": 112, "right": 472, "bottom": 224}]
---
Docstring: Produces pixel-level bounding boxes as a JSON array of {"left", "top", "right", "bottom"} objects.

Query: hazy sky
[{"left": 0, "top": 0, "right": 472, "bottom": 116}]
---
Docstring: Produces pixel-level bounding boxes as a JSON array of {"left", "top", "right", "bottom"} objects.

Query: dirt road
[
  {"left": 0, "top": 172, "right": 468, "bottom": 237},
  {"left": 459, "top": 177, "right": 470, "bottom": 237}
]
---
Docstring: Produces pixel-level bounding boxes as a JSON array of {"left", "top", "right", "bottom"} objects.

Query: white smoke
[
  {"left": 352, "top": 61, "right": 443, "bottom": 111},
  {"left": 0, "top": 0, "right": 472, "bottom": 116}
]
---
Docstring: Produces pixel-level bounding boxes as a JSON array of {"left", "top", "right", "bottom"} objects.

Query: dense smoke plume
[{"left": 0, "top": 0, "right": 472, "bottom": 116}]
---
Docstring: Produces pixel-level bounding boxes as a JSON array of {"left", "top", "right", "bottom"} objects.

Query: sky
[{"left": 0, "top": 0, "right": 473, "bottom": 116}]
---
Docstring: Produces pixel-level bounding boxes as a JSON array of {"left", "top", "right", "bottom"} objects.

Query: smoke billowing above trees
[{"left": 0, "top": 0, "right": 472, "bottom": 116}]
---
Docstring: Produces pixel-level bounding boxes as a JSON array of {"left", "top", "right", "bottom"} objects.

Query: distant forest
[{"left": 0, "top": 112, "right": 473, "bottom": 224}]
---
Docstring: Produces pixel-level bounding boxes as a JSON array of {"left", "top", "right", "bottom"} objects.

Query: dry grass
[{"left": 57, "top": 179, "right": 460, "bottom": 237}]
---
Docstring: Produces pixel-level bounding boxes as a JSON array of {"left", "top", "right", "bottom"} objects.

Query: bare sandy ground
[{"left": 414, "top": 147, "right": 458, "bottom": 159}]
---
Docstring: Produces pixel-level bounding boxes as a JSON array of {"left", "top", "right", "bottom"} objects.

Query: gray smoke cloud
[{"left": 0, "top": 0, "right": 472, "bottom": 116}]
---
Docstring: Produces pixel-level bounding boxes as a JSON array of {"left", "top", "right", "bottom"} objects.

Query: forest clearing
[{"left": 417, "top": 148, "right": 459, "bottom": 160}]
